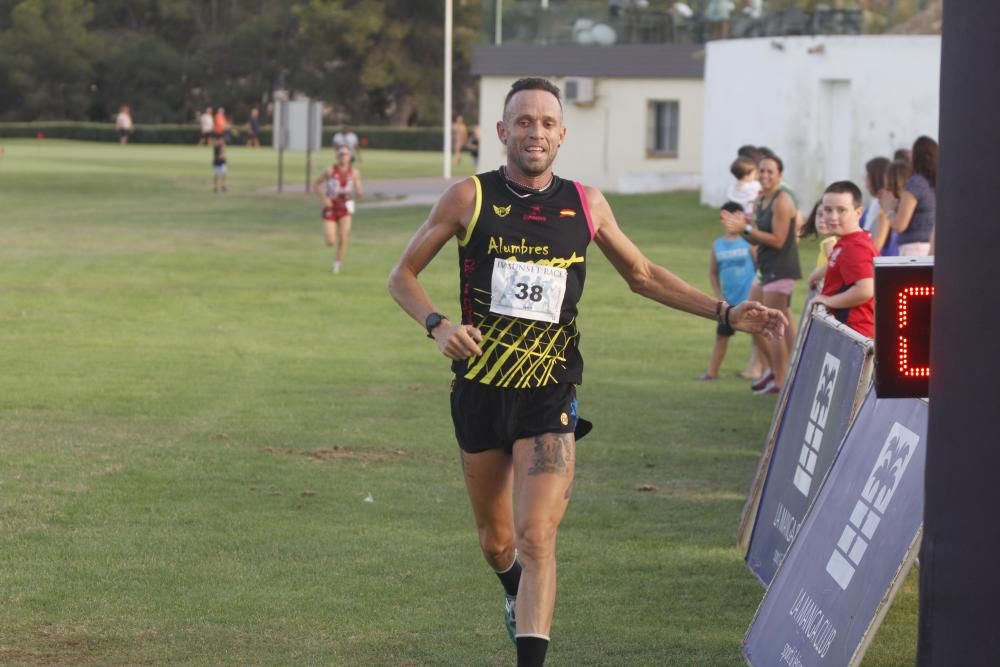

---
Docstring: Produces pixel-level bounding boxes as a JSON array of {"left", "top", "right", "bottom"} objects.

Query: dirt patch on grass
[
  {"left": 0, "top": 622, "right": 144, "bottom": 665},
  {"left": 262, "top": 446, "right": 408, "bottom": 464}
]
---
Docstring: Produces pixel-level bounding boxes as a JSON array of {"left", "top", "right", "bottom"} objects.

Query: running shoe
[
  {"left": 504, "top": 593, "right": 517, "bottom": 644},
  {"left": 753, "top": 380, "right": 780, "bottom": 395},
  {"left": 750, "top": 372, "right": 774, "bottom": 392}
]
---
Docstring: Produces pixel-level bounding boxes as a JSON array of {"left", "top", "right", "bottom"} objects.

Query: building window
[{"left": 647, "top": 100, "right": 679, "bottom": 158}]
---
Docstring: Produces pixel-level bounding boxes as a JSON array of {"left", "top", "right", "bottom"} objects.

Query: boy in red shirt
[{"left": 811, "top": 181, "right": 879, "bottom": 338}]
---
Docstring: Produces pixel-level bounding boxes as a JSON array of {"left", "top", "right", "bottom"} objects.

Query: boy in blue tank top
[{"left": 699, "top": 201, "right": 756, "bottom": 379}]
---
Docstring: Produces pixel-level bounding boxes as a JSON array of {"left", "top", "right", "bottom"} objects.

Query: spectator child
[
  {"left": 811, "top": 181, "right": 879, "bottom": 338},
  {"left": 698, "top": 201, "right": 757, "bottom": 380},
  {"left": 799, "top": 200, "right": 836, "bottom": 290},
  {"left": 726, "top": 156, "right": 762, "bottom": 216}
]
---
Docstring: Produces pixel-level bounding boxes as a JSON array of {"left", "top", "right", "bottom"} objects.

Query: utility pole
[{"left": 443, "top": 0, "right": 453, "bottom": 179}]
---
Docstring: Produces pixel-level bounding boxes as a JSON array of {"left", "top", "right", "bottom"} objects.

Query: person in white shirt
[
  {"left": 115, "top": 105, "right": 133, "bottom": 145},
  {"left": 726, "top": 156, "right": 762, "bottom": 216},
  {"left": 332, "top": 125, "right": 361, "bottom": 163},
  {"left": 199, "top": 107, "right": 214, "bottom": 145}
]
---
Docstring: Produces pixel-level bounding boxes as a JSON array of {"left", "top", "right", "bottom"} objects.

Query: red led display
[{"left": 874, "top": 257, "right": 934, "bottom": 398}]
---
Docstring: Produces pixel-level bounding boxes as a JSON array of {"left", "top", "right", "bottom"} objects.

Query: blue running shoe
[{"left": 504, "top": 593, "right": 517, "bottom": 643}]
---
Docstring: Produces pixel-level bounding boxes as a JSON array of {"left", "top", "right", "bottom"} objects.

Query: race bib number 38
[{"left": 490, "top": 258, "right": 567, "bottom": 324}]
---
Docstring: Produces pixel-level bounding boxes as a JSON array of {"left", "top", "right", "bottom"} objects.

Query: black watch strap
[{"left": 425, "top": 312, "right": 447, "bottom": 338}]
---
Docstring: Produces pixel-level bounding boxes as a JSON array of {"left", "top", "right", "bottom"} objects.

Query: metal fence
[{"left": 482, "top": 2, "right": 866, "bottom": 46}]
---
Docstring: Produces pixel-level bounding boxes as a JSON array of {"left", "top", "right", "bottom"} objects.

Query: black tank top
[
  {"left": 454, "top": 169, "right": 594, "bottom": 388},
  {"left": 755, "top": 190, "right": 802, "bottom": 283}
]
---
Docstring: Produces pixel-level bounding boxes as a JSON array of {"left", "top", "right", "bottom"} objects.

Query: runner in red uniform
[{"left": 313, "top": 147, "right": 363, "bottom": 274}]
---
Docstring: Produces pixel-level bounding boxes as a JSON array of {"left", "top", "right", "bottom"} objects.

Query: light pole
[{"left": 443, "top": 0, "right": 453, "bottom": 179}]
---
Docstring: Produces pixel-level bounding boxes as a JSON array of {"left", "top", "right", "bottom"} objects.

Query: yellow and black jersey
[{"left": 454, "top": 169, "right": 595, "bottom": 388}]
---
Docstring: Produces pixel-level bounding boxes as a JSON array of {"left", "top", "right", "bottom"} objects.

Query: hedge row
[{"left": 0, "top": 122, "right": 444, "bottom": 151}]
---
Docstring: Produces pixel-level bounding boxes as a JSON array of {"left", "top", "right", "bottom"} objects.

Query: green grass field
[{"left": 0, "top": 140, "right": 916, "bottom": 665}]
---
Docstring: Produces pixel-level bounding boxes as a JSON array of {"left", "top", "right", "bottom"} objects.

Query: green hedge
[{"left": 0, "top": 122, "right": 444, "bottom": 151}]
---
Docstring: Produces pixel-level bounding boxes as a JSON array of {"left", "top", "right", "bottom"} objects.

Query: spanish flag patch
[{"left": 559, "top": 209, "right": 576, "bottom": 218}]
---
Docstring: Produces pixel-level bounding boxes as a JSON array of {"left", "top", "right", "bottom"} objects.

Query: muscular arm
[
  {"left": 589, "top": 187, "right": 717, "bottom": 318},
  {"left": 587, "top": 187, "right": 786, "bottom": 337},
  {"left": 388, "top": 179, "right": 483, "bottom": 360}
]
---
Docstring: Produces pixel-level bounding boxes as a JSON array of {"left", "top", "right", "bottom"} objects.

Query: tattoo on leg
[{"left": 528, "top": 433, "right": 574, "bottom": 476}]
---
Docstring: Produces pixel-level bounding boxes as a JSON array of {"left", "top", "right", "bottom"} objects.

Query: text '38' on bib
[{"left": 490, "top": 257, "right": 567, "bottom": 324}]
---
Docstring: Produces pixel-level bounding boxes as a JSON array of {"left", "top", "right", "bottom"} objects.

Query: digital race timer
[{"left": 873, "top": 256, "right": 934, "bottom": 398}]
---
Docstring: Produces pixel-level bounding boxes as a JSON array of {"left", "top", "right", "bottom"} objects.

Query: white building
[
  {"left": 472, "top": 44, "right": 705, "bottom": 193},
  {"left": 700, "top": 35, "right": 941, "bottom": 209}
]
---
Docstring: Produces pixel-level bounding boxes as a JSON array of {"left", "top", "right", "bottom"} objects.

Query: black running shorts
[{"left": 450, "top": 378, "right": 591, "bottom": 454}]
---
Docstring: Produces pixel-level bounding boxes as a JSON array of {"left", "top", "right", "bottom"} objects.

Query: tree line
[{"left": 0, "top": 0, "right": 482, "bottom": 126}]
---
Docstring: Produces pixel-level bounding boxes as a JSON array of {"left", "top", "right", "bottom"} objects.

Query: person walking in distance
[
  {"left": 388, "top": 77, "right": 787, "bottom": 667},
  {"left": 212, "top": 138, "right": 227, "bottom": 193},
  {"left": 452, "top": 114, "right": 469, "bottom": 167},
  {"left": 199, "top": 107, "right": 214, "bottom": 145},
  {"left": 246, "top": 107, "right": 261, "bottom": 148},
  {"left": 115, "top": 105, "right": 133, "bottom": 144},
  {"left": 313, "top": 147, "right": 362, "bottom": 274}
]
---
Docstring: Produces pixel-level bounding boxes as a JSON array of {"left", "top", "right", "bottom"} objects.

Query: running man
[
  {"left": 313, "top": 147, "right": 362, "bottom": 274},
  {"left": 388, "top": 78, "right": 787, "bottom": 666}
]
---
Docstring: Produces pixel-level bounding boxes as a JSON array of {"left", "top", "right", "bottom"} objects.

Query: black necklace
[{"left": 500, "top": 166, "right": 553, "bottom": 198}]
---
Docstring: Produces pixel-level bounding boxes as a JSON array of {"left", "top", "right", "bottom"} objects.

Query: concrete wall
[
  {"left": 701, "top": 36, "right": 941, "bottom": 210},
  {"left": 477, "top": 75, "right": 704, "bottom": 193}
]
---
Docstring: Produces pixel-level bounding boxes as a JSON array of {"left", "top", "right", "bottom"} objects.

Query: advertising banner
[
  {"left": 744, "top": 313, "right": 871, "bottom": 586},
  {"left": 744, "top": 390, "right": 927, "bottom": 667}
]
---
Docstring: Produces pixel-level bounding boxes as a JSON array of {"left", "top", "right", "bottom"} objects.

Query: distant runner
[{"left": 313, "top": 147, "right": 363, "bottom": 274}]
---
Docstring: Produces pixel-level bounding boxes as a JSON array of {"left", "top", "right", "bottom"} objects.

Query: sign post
[{"left": 273, "top": 98, "right": 323, "bottom": 194}]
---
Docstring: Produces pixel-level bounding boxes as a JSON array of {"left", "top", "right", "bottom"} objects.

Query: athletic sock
[
  {"left": 494, "top": 550, "right": 522, "bottom": 597},
  {"left": 516, "top": 635, "right": 549, "bottom": 666}
]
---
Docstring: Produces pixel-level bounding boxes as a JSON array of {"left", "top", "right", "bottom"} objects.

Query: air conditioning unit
[{"left": 563, "top": 77, "right": 595, "bottom": 105}]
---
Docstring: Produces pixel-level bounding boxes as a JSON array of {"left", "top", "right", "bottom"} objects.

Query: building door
[{"left": 820, "top": 79, "right": 852, "bottom": 184}]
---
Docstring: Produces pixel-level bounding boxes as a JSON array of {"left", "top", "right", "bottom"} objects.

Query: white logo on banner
[
  {"left": 793, "top": 353, "right": 840, "bottom": 497},
  {"left": 825, "top": 422, "right": 920, "bottom": 590}
]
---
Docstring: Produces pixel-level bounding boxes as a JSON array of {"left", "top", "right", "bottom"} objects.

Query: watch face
[{"left": 425, "top": 312, "right": 444, "bottom": 334}]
